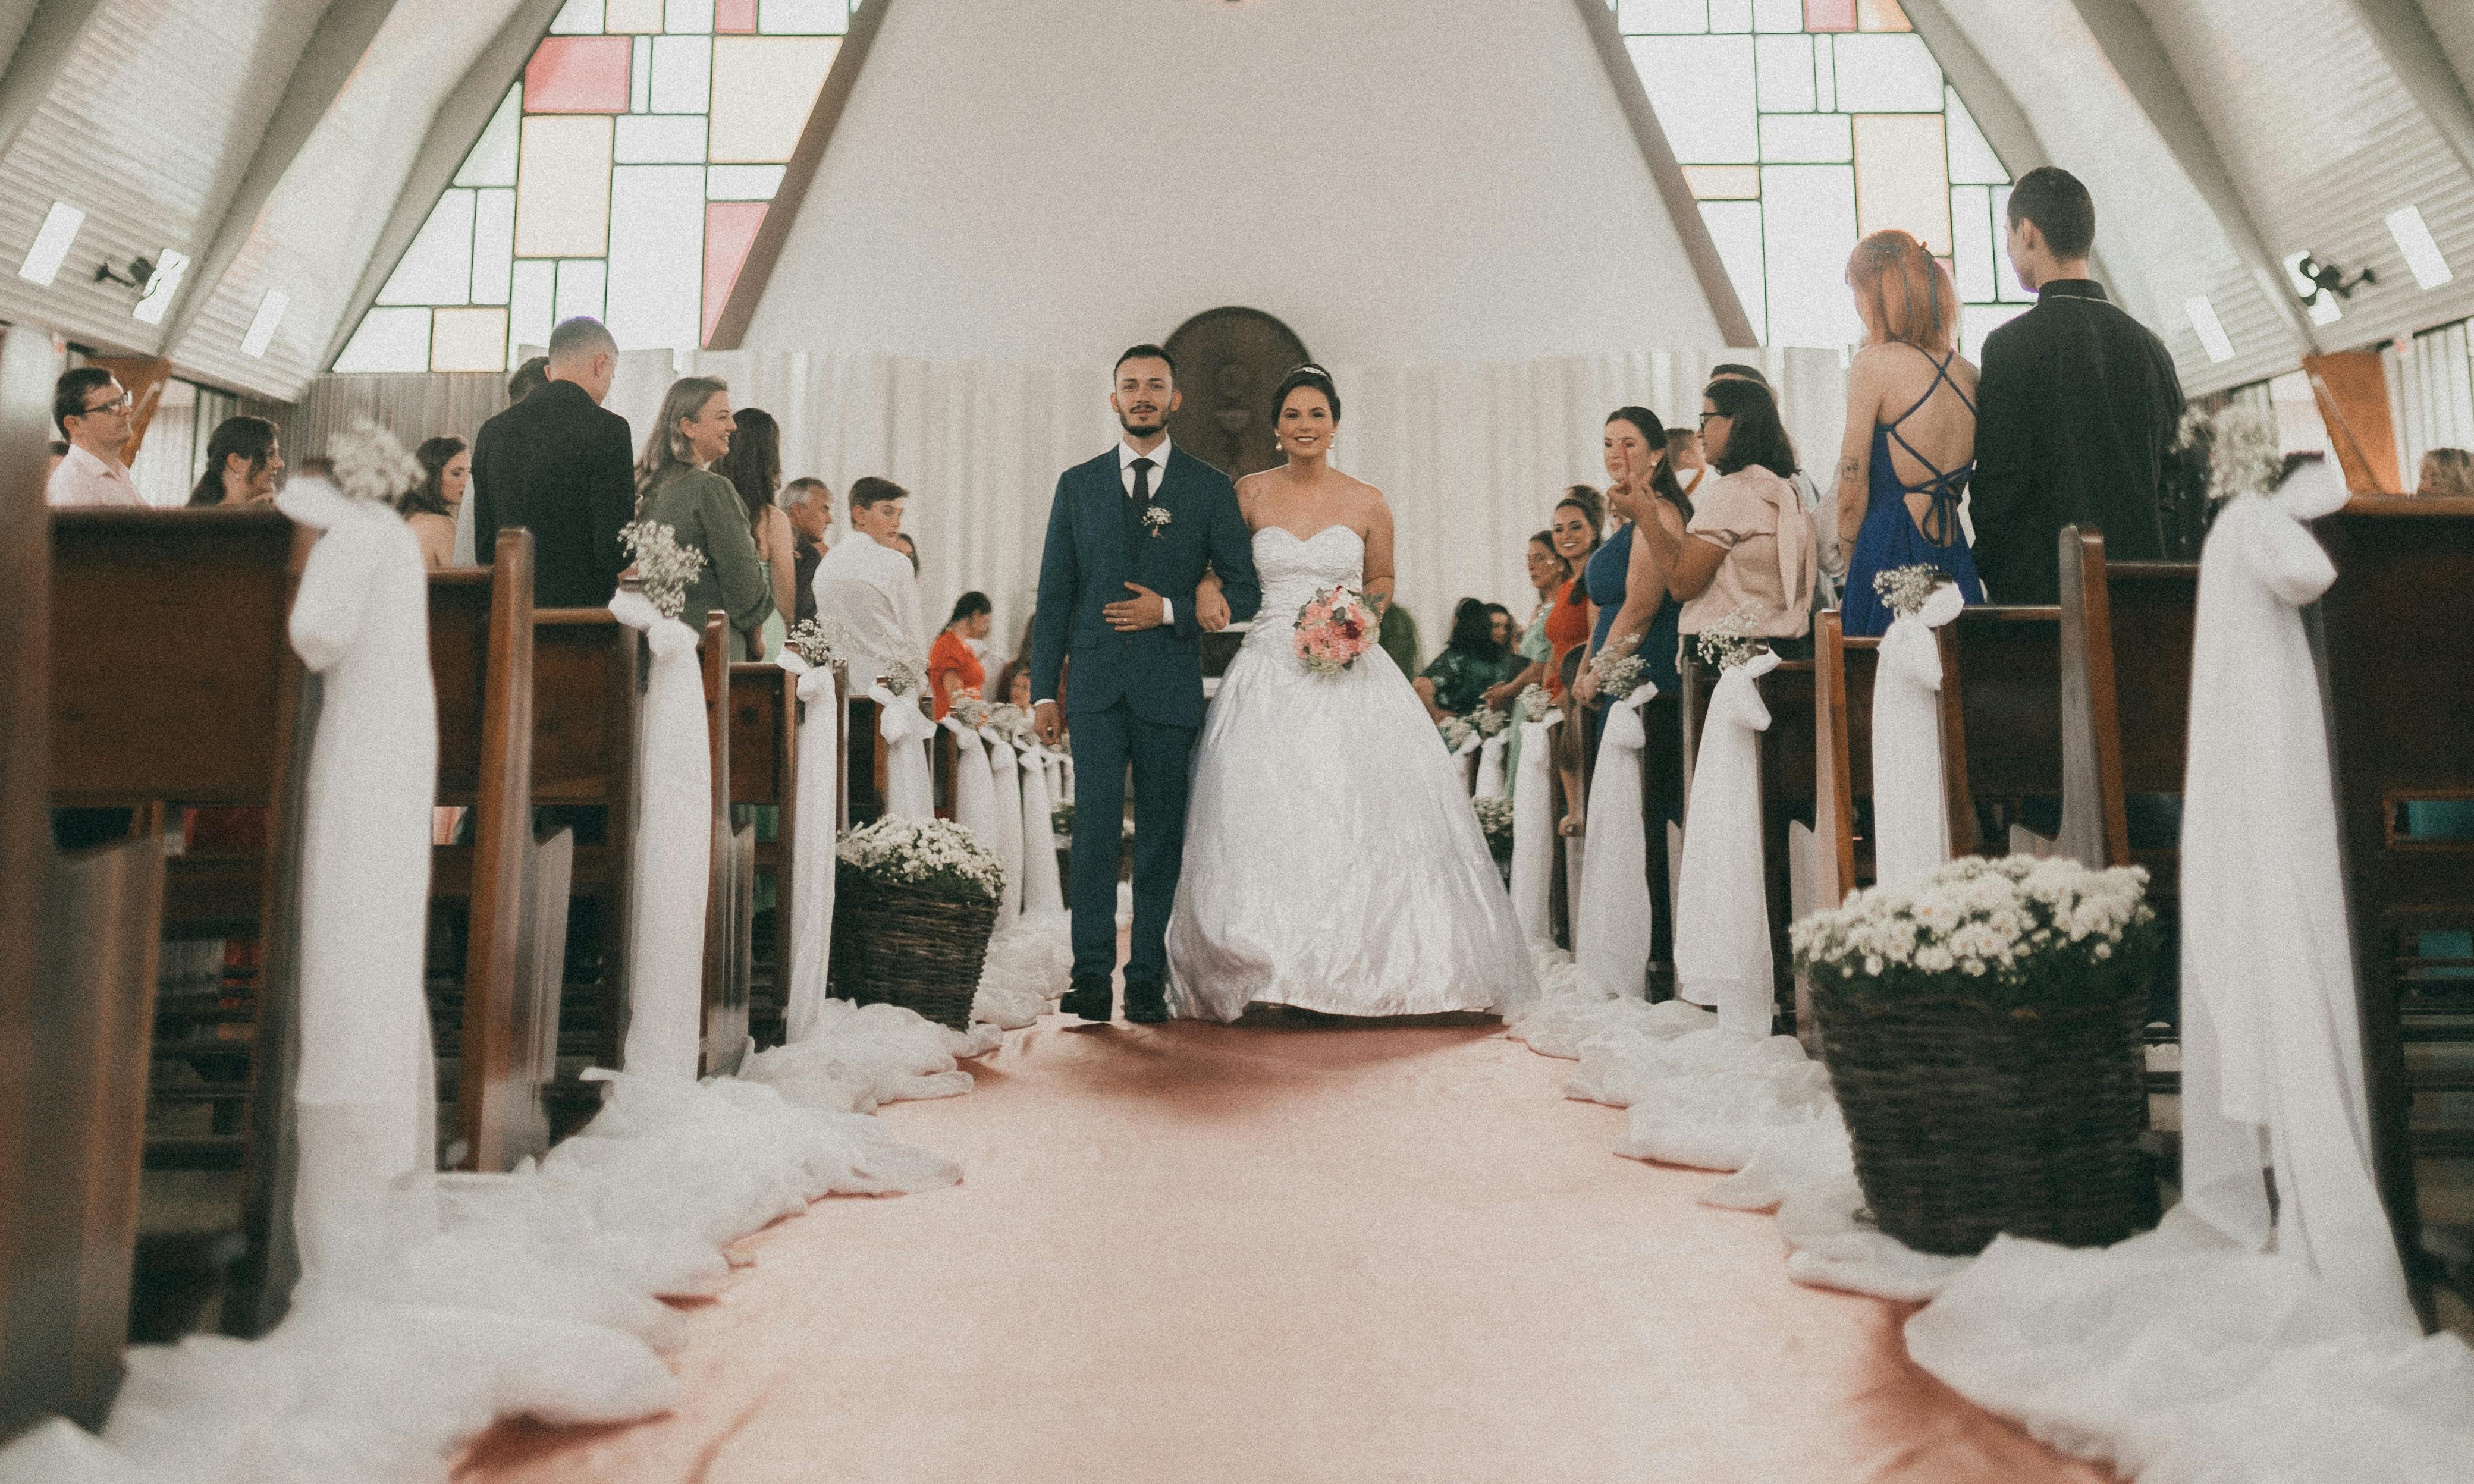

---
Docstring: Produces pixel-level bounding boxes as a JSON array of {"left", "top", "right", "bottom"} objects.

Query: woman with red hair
[{"left": 1833, "top": 229, "right": 1986, "bottom": 636}]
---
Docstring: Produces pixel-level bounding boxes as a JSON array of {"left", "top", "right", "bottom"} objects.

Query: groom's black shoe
[
  {"left": 1059, "top": 976, "right": 1113, "bottom": 1023},
  {"left": 1123, "top": 980, "right": 1170, "bottom": 1024}
]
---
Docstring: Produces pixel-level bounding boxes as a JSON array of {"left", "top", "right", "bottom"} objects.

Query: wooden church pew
[
  {"left": 426, "top": 532, "right": 573, "bottom": 1172},
  {"left": 1, "top": 328, "right": 173, "bottom": 1435},
  {"left": 700, "top": 614, "right": 751, "bottom": 1079},
  {"left": 1933, "top": 605, "right": 2068, "bottom": 861},
  {"left": 729, "top": 662, "right": 798, "bottom": 1049},
  {"left": 1811, "top": 610, "right": 1881, "bottom": 910},
  {"left": 2312, "top": 495, "right": 2474, "bottom": 1322},
  {"left": 1677, "top": 651, "right": 1819, "bottom": 1036}
]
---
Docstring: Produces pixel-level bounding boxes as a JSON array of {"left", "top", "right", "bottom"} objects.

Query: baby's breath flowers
[
  {"left": 784, "top": 615, "right": 850, "bottom": 669},
  {"left": 1694, "top": 600, "right": 1766, "bottom": 673},
  {"left": 619, "top": 520, "right": 707, "bottom": 622},
  {"left": 1517, "top": 683, "right": 1552, "bottom": 716},
  {"left": 331, "top": 420, "right": 424, "bottom": 506},
  {"left": 1473, "top": 705, "right": 1511, "bottom": 738},
  {"left": 949, "top": 694, "right": 992, "bottom": 730},
  {"left": 881, "top": 658, "right": 922, "bottom": 697},
  {"left": 1439, "top": 715, "right": 1476, "bottom": 751},
  {"left": 1872, "top": 564, "right": 1948, "bottom": 618},
  {"left": 1473, "top": 793, "right": 1515, "bottom": 863}
]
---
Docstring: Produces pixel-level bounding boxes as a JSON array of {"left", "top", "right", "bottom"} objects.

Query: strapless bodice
[{"left": 1249, "top": 525, "right": 1366, "bottom": 645}]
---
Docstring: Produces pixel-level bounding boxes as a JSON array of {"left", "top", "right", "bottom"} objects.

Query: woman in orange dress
[
  {"left": 1541, "top": 487, "right": 1603, "bottom": 836},
  {"left": 928, "top": 591, "right": 993, "bottom": 719}
]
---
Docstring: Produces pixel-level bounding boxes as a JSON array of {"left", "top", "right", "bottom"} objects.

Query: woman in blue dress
[
  {"left": 1834, "top": 230, "right": 1986, "bottom": 636},
  {"left": 1574, "top": 407, "right": 1692, "bottom": 709}
]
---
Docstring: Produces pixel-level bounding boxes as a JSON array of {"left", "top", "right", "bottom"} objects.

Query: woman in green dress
[
  {"left": 1485, "top": 530, "right": 1572, "bottom": 790},
  {"left": 633, "top": 375, "right": 777, "bottom": 661}
]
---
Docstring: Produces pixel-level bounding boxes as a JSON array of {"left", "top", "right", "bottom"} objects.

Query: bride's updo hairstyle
[{"left": 1274, "top": 363, "right": 1342, "bottom": 424}]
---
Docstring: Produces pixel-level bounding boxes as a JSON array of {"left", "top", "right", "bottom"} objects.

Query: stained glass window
[
  {"left": 334, "top": 0, "right": 857, "bottom": 373},
  {"left": 1612, "top": 0, "right": 2030, "bottom": 357}
]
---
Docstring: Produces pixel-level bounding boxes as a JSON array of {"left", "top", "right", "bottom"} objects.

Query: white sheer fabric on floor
[
  {"left": 611, "top": 590, "right": 712, "bottom": 1084},
  {"left": 1869, "top": 584, "right": 1963, "bottom": 892},
  {"left": 1574, "top": 688, "right": 1655, "bottom": 1002},
  {"left": 776, "top": 654, "right": 840, "bottom": 1044},
  {"left": 1674, "top": 652, "right": 1779, "bottom": 1037}
]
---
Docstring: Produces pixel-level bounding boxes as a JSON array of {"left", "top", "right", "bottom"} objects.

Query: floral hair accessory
[
  {"left": 1872, "top": 563, "right": 1949, "bottom": 618},
  {"left": 1294, "top": 584, "right": 1379, "bottom": 675},
  {"left": 619, "top": 520, "right": 707, "bottom": 621},
  {"left": 1695, "top": 600, "right": 1767, "bottom": 673}
]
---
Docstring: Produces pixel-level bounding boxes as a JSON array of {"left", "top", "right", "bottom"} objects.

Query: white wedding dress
[{"left": 1166, "top": 525, "right": 1537, "bottom": 1021}]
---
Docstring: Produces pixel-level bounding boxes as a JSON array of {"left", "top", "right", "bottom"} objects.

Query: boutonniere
[{"left": 1141, "top": 504, "right": 1171, "bottom": 538}]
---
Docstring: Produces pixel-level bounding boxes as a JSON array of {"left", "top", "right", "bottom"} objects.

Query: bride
[{"left": 1166, "top": 365, "right": 1537, "bottom": 1021}]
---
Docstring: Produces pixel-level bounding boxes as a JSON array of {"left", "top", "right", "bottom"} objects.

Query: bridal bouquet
[
  {"left": 1295, "top": 584, "right": 1379, "bottom": 674},
  {"left": 1872, "top": 563, "right": 1949, "bottom": 619},
  {"left": 619, "top": 520, "right": 707, "bottom": 622}
]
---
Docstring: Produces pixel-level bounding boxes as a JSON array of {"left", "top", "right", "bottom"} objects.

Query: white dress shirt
[
  {"left": 46, "top": 442, "right": 145, "bottom": 508},
  {"left": 1116, "top": 436, "right": 1174, "bottom": 625},
  {"left": 810, "top": 529, "right": 928, "bottom": 684}
]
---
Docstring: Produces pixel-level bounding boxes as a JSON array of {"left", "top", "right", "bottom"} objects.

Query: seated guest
[
  {"left": 472, "top": 316, "right": 636, "bottom": 608},
  {"left": 1651, "top": 378, "right": 1818, "bottom": 658},
  {"left": 401, "top": 435, "right": 467, "bottom": 568},
  {"left": 46, "top": 367, "right": 143, "bottom": 507},
  {"left": 2418, "top": 447, "right": 2474, "bottom": 498},
  {"left": 930, "top": 591, "right": 993, "bottom": 719},
  {"left": 1484, "top": 529, "right": 1572, "bottom": 715},
  {"left": 1484, "top": 604, "right": 1518, "bottom": 668},
  {"left": 1418, "top": 598, "right": 1511, "bottom": 721},
  {"left": 812, "top": 476, "right": 927, "bottom": 684},
  {"left": 783, "top": 476, "right": 833, "bottom": 622},
  {"left": 1834, "top": 229, "right": 1984, "bottom": 637},
  {"left": 994, "top": 657, "right": 1034, "bottom": 712},
  {"left": 185, "top": 416, "right": 285, "bottom": 506},
  {"left": 1971, "top": 166, "right": 2185, "bottom": 602},
  {"left": 632, "top": 376, "right": 777, "bottom": 661},
  {"left": 712, "top": 406, "right": 796, "bottom": 656}
]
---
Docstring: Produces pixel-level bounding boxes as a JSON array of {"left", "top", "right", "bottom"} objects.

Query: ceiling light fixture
[
  {"left": 18, "top": 200, "right": 85, "bottom": 286},
  {"left": 2290, "top": 253, "right": 2375, "bottom": 307},
  {"left": 93, "top": 254, "right": 154, "bottom": 290},
  {"left": 2284, "top": 251, "right": 2343, "bottom": 328},
  {"left": 131, "top": 249, "right": 190, "bottom": 325},
  {"left": 2183, "top": 296, "right": 2235, "bottom": 364},
  {"left": 2385, "top": 205, "right": 2453, "bottom": 290}
]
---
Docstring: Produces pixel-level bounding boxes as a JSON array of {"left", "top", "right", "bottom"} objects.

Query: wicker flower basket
[
  {"left": 1813, "top": 975, "right": 2158, "bottom": 1256},
  {"left": 828, "top": 867, "right": 998, "bottom": 1031}
]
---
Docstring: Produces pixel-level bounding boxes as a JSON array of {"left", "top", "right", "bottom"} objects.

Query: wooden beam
[
  {"left": 1568, "top": 0, "right": 1759, "bottom": 350},
  {"left": 704, "top": 0, "right": 894, "bottom": 353},
  {"left": 320, "top": 0, "right": 569, "bottom": 371},
  {"left": 2345, "top": 0, "right": 2474, "bottom": 187},
  {"left": 156, "top": 0, "right": 409, "bottom": 361},
  {"left": 0, "top": 0, "right": 101, "bottom": 162}
]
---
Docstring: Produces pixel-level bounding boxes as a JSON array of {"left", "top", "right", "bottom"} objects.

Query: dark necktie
[{"left": 1125, "top": 457, "right": 1155, "bottom": 546}]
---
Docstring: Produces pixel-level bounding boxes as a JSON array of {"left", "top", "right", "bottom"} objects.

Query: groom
[{"left": 1031, "top": 345, "right": 1262, "bottom": 1023}]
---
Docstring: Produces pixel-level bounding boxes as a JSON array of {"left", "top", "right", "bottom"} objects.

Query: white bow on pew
[
  {"left": 774, "top": 653, "right": 840, "bottom": 1044},
  {"left": 1017, "top": 743, "right": 1068, "bottom": 918},
  {"left": 941, "top": 714, "right": 998, "bottom": 846},
  {"left": 1871, "top": 581, "right": 1966, "bottom": 890},
  {"left": 610, "top": 589, "right": 711, "bottom": 1084},
  {"left": 981, "top": 727, "right": 1026, "bottom": 922},
  {"left": 1509, "top": 706, "right": 1563, "bottom": 945},
  {"left": 1675, "top": 650, "right": 1780, "bottom": 1038},
  {"left": 869, "top": 681, "right": 937, "bottom": 822},
  {"left": 1574, "top": 686, "right": 1658, "bottom": 1001},
  {"left": 278, "top": 478, "right": 439, "bottom": 1279},
  {"left": 1475, "top": 730, "right": 1509, "bottom": 798},
  {"left": 2180, "top": 461, "right": 2416, "bottom": 1331}
]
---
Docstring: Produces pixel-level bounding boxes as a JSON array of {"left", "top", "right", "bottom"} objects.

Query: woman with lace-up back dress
[{"left": 1835, "top": 231, "right": 1987, "bottom": 637}]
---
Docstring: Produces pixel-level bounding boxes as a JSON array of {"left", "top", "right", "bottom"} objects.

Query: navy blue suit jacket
[{"left": 1029, "top": 445, "right": 1263, "bottom": 730}]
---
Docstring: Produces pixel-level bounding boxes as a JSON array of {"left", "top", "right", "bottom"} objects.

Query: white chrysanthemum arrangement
[
  {"left": 1791, "top": 855, "right": 2158, "bottom": 1010},
  {"left": 619, "top": 520, "right": 706, "bottom": 621},
  {"left": 1695, "top": 600, "right": 1767, "bottom": 673},
  {"left": 949, "top": 694, "right": 992, "bottom": 730},
  {"left": 1439, "top": 715, "right": 1475, "bottom": 751},
  {"left": 2176, "top": 404, "right": 2285, "bottom": 504},
  {"left": 330, "top": 420, "right": 424, "bottom": 507},
  {"left": 1472, "top": 793, "right": 1514, "bottom": 863},
  {"left": 836, "top": 815, "right": 1004, "bottom": 903},
  {"left": 784, "top": 615, "right": 850, "bottom": 669},
  {"left": 1872, "top": 563, "right": 1948, "bottom": 618},
  {"left": 1472, "top": 705, "right": 1511, "bottom": 738}
]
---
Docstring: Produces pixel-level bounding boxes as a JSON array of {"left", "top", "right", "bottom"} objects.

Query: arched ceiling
[{"left": 1, "top": 0, "right": 2471, "bottom": 400}]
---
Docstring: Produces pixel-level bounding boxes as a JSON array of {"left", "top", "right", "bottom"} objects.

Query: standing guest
[
  {"left": 400, "top": 435, "right": 467, "bottom": 568},
  {"left": 811, "top": 476, "right": 927, "bottom": 683},
  {"left": 470, "top": 316, "right": 635, "bottom": 608},
  {"left": 1709, "top": 361, "right": 1840, "bottom": 602},
  {"left": 46, "top": 368, "right": 143, "bottom": 507},
  {"left": 1668, "top": 427, "right": 1710, "bottom": 503},
  {"left": 1834, "top": 230, "right": 1985, "bottom": 637},
  {"left": 1971, "top": 166, "right": 2186, "bottom": 603},
  {"left": 455, "top": 357, "right": 555, "bottom": 565},
  {"left": 632, "top": 376, "right": 776, "bottom": 661},
  {"left": 1484, "top": 604, "right": 1519, "bottom": 673},
  {"left": 1649, "top": 378, "right": 1818, "bottom": 656},
  {"left": 711, "top": 406, "right": 796, "bottom": 656},
  {"left": 930, "top": 591, "right": 993, "bottom": 719},
  {"left": 1417, "top": 598, "right": 1511, "bottom": 721},
  {"left": 1575, "top": 407, "right": 1691, "bottom": 706},
  {"left": 2417, "top": 447, "right": 2474, "bottom": 498},
  {"left": 184, "top": 416, "right": 285, "bottom": 507},
  {"left": 1484, "top": 529, "right": 1571, "bottom": 713},
  {"left": 1543, "top": 486, "right": 1603, "bottom": 701},
  {"left": 783, "top": 476, "right": 833, "bottom": 622},
  {"left": 46, "top": 440, "right": 67, "bottom": 480}
]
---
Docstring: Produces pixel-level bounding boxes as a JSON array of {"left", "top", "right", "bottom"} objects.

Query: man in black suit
[
  {"left": 1970, "top": 166, "right": 2186, "bottom": 603},
  {"left": 471, "top": 317, "right": 636, "bottom": 608}
]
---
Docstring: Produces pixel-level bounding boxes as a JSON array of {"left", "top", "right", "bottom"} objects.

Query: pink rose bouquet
[{"left": 1294, "top": 584, "right": 1379, "bottom": 674}]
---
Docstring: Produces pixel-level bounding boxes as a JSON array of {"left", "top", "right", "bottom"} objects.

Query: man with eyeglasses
[{"left": 46, "top": 367, "right": 145, "bottom": 507}]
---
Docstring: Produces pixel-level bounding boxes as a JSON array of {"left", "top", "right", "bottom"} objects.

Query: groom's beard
[{"left": 1117, "top": 410, "right": 1166, "bottom": 438}]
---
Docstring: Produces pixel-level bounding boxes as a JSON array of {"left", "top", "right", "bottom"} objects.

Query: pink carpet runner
[{"left": 458, "top": 1014, "right": 2113, "bottom": 1483}]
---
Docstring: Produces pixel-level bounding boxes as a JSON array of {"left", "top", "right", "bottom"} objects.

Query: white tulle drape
[
  {"left": 941, "top": 717, "right": 997, "bottom": 844},
  {"left": 1018, "top": 746, "right": 1067, "bottom": 919},
  {"left": 1574, "top": 688, "right": 1656, "bottom": 1002},
  {"left": 870, "top": 685, "right": 935, "bottom": 822},
  {"left": 611, "top": 347, "right": 1847, "bottom": 650},
  {"left": 776, "top": 655, "right": 839, "bottom": 1045},
  {"left": 1509, "top": 706, "right": 1563, "bottom": 945},
  {"left": 1475, "top": 731, "right": 1508, "bottom": 797},
  {"left": 611, "top": 590, "right": 711, "bottom": 1083},
  {"left": 1870, "top": 583, "right": 1965, "bottom": 892},
  {"left": 278, "top": 479, "right": 439, "bottom": 1280},
  {"left": 1674, "top": 652, "right": 1779, "bottom": 1038},
  {"left": 984, "top": 730, "right": 1026, "bottom": 922}
]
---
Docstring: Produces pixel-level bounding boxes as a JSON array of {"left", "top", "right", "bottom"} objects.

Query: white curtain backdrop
[{"left": 605, "top": 347, "right": 1847, "bottom": 668}]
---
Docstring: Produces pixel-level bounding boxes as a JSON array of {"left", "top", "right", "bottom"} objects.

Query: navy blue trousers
[{"left": 1066, "top": 700, "right": 1195, "bottom": 986}]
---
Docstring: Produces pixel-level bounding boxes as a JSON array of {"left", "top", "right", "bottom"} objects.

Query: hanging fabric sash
[
  {"left": 1475, "top": 730, "right": 1509, "bottom": 797},
  {"left": 870, "top": 683, "right": 937, "bottom": 822},
  {"left": 1870, "top": 581, "right": 1966, "bottom": 889},
  {"left": 1574, "top": 686, "right": 1657, "bottom": 1001},
  {"left": 1017, "top": 743, "right": 1068, "bottom": 917},
  {"left": 611, "top": 589, "right": 712, "bottom": 1083},
  {"left": 941, "top": 715, "right": 997, "bottom": 847},
  {"left": 982, "top": 728, "right": 1026, "bottom": 922},
  {"left": 775, "top": 652, "right": 839, "bottom": 1043},
  {"left": 1509, "top": 706, "right": 1563, "bottom": 946},
  {"left": 1675, "top": 650, "right": 1780, "bottom": 1037}
]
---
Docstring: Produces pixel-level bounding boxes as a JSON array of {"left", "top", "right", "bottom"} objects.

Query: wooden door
[{"left": 1163, "top": 307, "right": 1312, "bottom": 479}]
